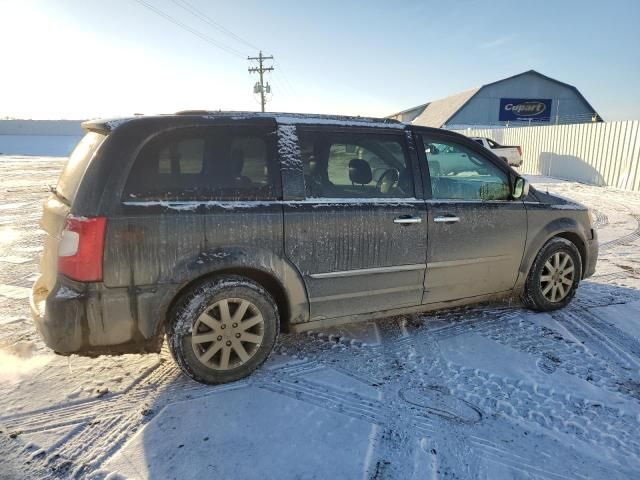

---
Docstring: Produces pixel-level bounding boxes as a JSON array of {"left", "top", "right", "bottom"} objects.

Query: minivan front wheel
[
  {"left": 523, "top": 237, "right": 582, "bottom": 311},
  {"left": 168, "top": 275, "right": 279, "bottom": 384}
]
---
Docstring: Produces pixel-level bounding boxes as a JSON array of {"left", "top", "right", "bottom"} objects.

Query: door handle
[
  {"left": 394, "top": 216, "right": 422, "bottom": 225},
  {"left": 433, "top": 215, "right": 460, "bottom": 223}
]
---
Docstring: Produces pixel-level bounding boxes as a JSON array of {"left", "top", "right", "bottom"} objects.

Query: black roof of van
[{"left": 81, "top": 111, "right": 403, "bottom": 134}]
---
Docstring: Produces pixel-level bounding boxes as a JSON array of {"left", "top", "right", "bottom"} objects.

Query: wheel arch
[
  {"left": 163, "top": 265, "right": 304, "bottom": 335},
  {"left": 553, "top": 231, "right": 587, "bottom": 277},
  {"left": 517, "top": 217, "right": 591, "bottom": 289}
]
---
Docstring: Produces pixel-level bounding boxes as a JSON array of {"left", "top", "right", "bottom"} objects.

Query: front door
[
  {"left": 282, "top": 126, "right": 428, "bottom": 321},
  {"left": 415, "top": 132, "right": 527, "bottom": 304}
]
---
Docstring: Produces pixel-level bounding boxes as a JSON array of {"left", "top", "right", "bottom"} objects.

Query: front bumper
[{"left": 584, "top": 229, "right": 598, "bottom": 279}]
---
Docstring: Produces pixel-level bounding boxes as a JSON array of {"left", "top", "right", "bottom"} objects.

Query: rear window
[
  {"left": 56, "top": 131, "right": 106, "bottom": 203},
  {"left": 122, "top": 126, "right": 279, "bottom": 201}
]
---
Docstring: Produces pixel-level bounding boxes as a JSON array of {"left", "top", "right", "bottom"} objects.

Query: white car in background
[{"left": 471, "top": 137, "right": 523, "bottom": 167}]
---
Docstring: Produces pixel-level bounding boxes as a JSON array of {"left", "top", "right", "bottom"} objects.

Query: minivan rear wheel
[
  {"left": 168, "top": 275, "right": 279, "bottom": 384},
  {"left": 523, "top": 237, "right": 582, "bottom": 311}
]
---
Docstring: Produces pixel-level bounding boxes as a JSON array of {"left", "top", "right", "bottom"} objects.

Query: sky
[{"left": 0, "top": 0, "right": 638, "bottom": 120}]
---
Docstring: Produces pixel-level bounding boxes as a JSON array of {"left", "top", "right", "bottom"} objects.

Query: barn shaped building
[{"left": 388, "top": 70, "right": 602, "bottom": 128}]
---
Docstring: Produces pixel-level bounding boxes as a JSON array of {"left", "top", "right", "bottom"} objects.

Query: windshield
[{"left": 56, "top": 131, "right": 106, "bottom": 204}]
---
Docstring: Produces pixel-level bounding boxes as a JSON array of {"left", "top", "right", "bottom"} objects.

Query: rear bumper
[
  {"left": 509, "top": 158, "right": 523, "bottom": 167},
  {"left": 30, "top": 276, "right": 84, "bottom": 353},
  {"left": 30, "top": 276, "right": 165, "bottom": 355}
]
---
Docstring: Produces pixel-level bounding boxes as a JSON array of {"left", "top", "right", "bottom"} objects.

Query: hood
[{"left": 528, "top": 186, "right": 588, "bottom": 211}]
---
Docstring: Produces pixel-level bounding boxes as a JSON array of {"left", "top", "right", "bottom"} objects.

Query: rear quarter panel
[{"left": 103, "top": 202, "right": 308, "bottom": 338}]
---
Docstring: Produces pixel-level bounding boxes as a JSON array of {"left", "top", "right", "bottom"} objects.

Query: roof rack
[{"left": 174, "top": 110, "right": 401, "bottom": 125}]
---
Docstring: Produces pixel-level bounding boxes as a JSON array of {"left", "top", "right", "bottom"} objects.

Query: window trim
[{"left": 294, "top": 125, "right": 420, "bottom": 201}]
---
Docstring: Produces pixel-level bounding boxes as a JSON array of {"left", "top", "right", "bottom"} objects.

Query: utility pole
[{"left": 248, "top": 51, "right": 274, "bottom": 112}]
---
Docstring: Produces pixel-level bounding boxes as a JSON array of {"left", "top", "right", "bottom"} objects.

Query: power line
[
  {"left": 167, "top": 0, "right": 297, "bottom": 100},
  {"left": 131, "top": 0, "right": 246, "bottom": 58},
  {"left": 274, "top": 60, "right": 296, "bottom": 94},
  {"left": 170, "top": 0, "right": 260, "bottom": 52},
  {"left": 132, "top": 0, "right": 295, "bottom": 109}
]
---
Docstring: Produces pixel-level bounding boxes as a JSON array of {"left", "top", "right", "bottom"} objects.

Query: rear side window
[
  {"left": 56, "top": 131, "right": 106, "bottom": 203},
  {"left": 298, "top": 129, "right": 414, "bottom": 199},
  {"left": 123, "top": 126, "right": 279, "bottom": 201},
  {"left": 157, "top": 138, "right": 205, "bottom": 175}
]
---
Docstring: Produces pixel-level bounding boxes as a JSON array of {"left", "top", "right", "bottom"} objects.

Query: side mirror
[{"left": 513, "top": 176, "right": 529, "bottom": 200}]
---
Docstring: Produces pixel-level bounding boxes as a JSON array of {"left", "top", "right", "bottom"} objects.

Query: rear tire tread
[{"left": 167, "top": 275, "right": 279, "bottom": 384}]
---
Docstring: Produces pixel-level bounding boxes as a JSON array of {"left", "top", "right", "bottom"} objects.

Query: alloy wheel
[
  {"left": 540, "top": 251, "right": 575, "bottom": 303},
  {"left": 191, "top": 298, "right": 265, "bottom": 370}
]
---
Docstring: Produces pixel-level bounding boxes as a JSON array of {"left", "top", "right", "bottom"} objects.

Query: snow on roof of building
[{"left": 410, "top": 87, "right": 480, "bottom": 128}]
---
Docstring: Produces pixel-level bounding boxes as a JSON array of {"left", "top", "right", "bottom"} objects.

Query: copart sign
[{"left": 499, "top": 98, "right": 552, "bottom": 122}]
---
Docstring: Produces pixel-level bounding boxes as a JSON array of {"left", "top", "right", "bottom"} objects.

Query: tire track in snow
[
  {"left": 599, "top": 214, "right": 640, "bottom": 251},
  {"left": 552, "top": 309, "right": 640, "bottom": 373},
  {"left": 446, "top": 360, "right": 640, "bottom": 459}
]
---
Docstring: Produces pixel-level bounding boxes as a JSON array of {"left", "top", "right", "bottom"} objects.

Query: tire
[
  {"left": 523, "top": 238, "right": 582, "bottom": 311},
  {"left": 167, "top": 275, "right": 279, "bottom": 384}
]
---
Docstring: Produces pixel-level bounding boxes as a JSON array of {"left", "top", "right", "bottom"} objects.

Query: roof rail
[{"left": 175, "top": 110, "right": 211, "bottom": 115}]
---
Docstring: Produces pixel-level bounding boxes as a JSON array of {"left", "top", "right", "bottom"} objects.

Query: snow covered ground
[{"left": 2, "top": 157, "right": 640, "bottom": 479}]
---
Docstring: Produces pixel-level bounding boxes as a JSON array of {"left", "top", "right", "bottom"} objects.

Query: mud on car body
[{"left": 31, "top": 112, "right": 598, "bottom": 384}]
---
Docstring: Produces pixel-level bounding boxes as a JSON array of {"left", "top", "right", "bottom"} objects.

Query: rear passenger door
[
  {"left": 415, "top": 132, "right": 527, "bottom": 304},
  {"left": 282, "top": 126, "right": 428, "bottom": 321}
]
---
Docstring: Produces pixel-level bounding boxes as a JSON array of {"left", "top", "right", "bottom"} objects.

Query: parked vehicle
[
  {"left": 31, "top": 112, "right": 597, "bottom": 384},
  {"left": 471, "top": 137, "right": 523, "bottom": 167}
]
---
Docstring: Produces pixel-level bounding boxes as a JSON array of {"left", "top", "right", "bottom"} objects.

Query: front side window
[
  {"left": 298, "top": 130, "right": 414, "bottom": 199},
  {"left": 123, "top": 126, "right": 278, "bottom": 201},
  {"left": 420, "top": 136, "right": 510, "bottom": 201}
]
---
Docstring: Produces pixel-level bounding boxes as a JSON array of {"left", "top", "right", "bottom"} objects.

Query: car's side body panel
[
  {"left": 423, "top": 200, "right": 527, "bottom": 303},
  {"left": 30, "top": 113, "right": 598, "bottom": 358},
  {"left": 284, "top": 199, "right": 428, "bottom": 320}
]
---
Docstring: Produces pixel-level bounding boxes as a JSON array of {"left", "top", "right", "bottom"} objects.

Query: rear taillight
[
  {"left": 58, "top": 216, "right": 107, "bottom": 282},
  {"left": 517, "top": 146, "right": 522, "bottom": 156}
]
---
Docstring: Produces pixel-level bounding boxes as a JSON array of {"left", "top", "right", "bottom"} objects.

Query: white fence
[{"left": 453, "top": 121, "right": 640, "bottom": 192}]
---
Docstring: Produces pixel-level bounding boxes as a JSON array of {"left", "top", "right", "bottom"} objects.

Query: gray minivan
[{"left": 31, "top": 112, "right": 598, "bottom": 384}]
